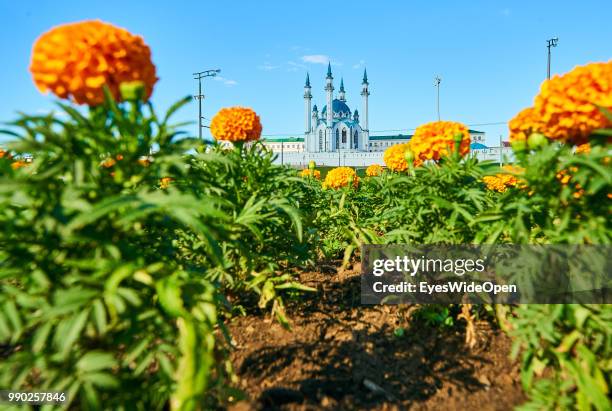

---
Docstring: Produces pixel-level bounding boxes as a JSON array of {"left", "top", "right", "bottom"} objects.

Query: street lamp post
[
  {"left": 193, "top": 69, "right": 221, "bottom": 139},
  {"left": 434, "top": 76, "right": 441, "bottom": 121},
  {"left": 546, "top": 38, "right": 559, "bottom": 80}
]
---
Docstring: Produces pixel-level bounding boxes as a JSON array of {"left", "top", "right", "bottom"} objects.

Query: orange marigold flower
[
  {"left": 409, "top": 121, "right": 471, "bottom": 162},
  {"left": 30, "top": 20, "right": 157, "bottom": 106},
  {"left": 509, "top": 107, "right": 544, "bottom": 143},
  {"left": 365, "top": 164, "right": 384, "bottom": 177},
  {"left": 210, "top": 107, "right": 262, "bottom": 143},
  {"left": 10, "top": 160, "right": 28, "bottom": 170},
  {"left": 556, "top": 169, "right": 572, "bottom": 185},
  {"left": 532, "top": 60, "right": 612, "bottom": 144},
  {"left": 299, "top": 168, "right": 321, "bottom": 179},
  {"left": 556, "top": 168, "right": 589, "bottom": 199},
  {"left": 322, "top": 167, "right": 359, "bottom": 190},
  {"left": 160, "top": 177, "right": 173, "bottom": 189},
  {"left": 383, "top": 143, "right": 411, "bottom": 172},
  {"left": 575, "top": 143, "right": 591, "bottom": 154},
  {"left": 101, "top": 157, "right": 116, "bottom": 168},
  {"left": 483, "top": 165, "right": 525, "bottom": 193}
]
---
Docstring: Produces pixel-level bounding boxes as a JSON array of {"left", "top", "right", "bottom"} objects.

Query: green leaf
[
  {"left": 92, "top": 299, "right": 108, "bottom": 335},
  {"left": 77, "top": 351, "right": 118, "bottom": 373},
  {"left": 274, "top": 282, "right": 317, "bottom": 292},
  {"left": 162, "top": 96, "right": 192, "bottom": 125},
  {"left": 55, "top": 309, "right": 90, "bottom": 357},
  {"left": 258, "top": 280, "right": 276, "bottom": 309},
  {"left": 156, "top": 275, "right": 187, "bottom": 317},
  {"left": 32, "top": 322, "right": 53, "bottom": 353}
]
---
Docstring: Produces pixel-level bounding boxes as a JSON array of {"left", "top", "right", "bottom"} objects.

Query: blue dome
[
  {"left": 321, "top": 99, "right": 351, "bottom": 117},
  {"left": 470, "top": 142, "right": 488, "bottom": 150}
]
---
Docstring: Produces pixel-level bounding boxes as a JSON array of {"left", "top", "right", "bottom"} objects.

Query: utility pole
[
  {"left": 546, "top": 38, "right": 559, "bottom": 80},
  {"left": 434, "top": 76, "right": 441, "bottom": 120},
  {"left": 499, "top": 135, "right": 503, "bottom": 167},
  {"left": 193, "top": 69, "right": 221, "bottom": 139}
]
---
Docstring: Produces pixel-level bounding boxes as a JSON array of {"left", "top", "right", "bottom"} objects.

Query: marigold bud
[
  {"left": 527, "top": 133, "right": 548, "bottom": 150},
  {"left": 404, "top": 148, "right": 415, "bottom": 164},
  {"left": 119, "top": 81, "right": 146, "bottom": 101},
  {"left": 308, "top": 160, "right": 316, "bottom": 171}
]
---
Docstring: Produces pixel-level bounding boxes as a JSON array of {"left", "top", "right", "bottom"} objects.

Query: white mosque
[
  {"left": 303, "top": 63, "right": 369, "bottom": 152},
  {"left": 259, "top": 66, "right": 514, "bottom": 166}
]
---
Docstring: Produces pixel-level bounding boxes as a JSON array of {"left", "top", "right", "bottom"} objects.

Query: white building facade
[{"left": 261, "top": 130, "right": 486, "bottom": 153}]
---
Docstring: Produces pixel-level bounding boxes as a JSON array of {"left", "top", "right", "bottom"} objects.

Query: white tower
[
  {"left": 325, "top": 62, "right": 334, "bottom": 150},
  {"left": 304, "top": 73, "right": 312, "bottom": 134},
  {"left": 360, "top": 68, "right": 370, "bottom": 150},
  {"left": 338, "top": 78, "right": 346, "bottom": 102},
  {"left": 311, "top": 104, "right": 318, "bottom": 152}
]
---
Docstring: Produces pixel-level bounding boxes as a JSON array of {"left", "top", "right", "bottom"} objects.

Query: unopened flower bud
[
  {"left": 404, "top": 149, "right": 415, "bottom": 164},
  {"left": 119, "top": 81, "right": 146, "bottom": 101},
  {"left": 527, "top": 133, "right": 548, "bottom": 150}
]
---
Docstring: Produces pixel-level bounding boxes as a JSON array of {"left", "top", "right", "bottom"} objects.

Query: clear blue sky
[{"left": 1, "top": 0, "right": 611, "bottom": 145}]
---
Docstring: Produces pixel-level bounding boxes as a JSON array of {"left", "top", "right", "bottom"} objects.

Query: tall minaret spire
[
  {"left": 360, "top": 68, "right": 370, "bottom": 150},
  {"left": 338, "top": 77, "right": 346, "bottom": 102},
  {"left": 325, "top": 62, "right": 334, "bottom": 150},
  {"left": 304, "top": 72, "right": 312, "bottom": 135}
]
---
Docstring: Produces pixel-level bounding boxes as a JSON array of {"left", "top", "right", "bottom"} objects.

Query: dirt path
[{"left": 228, "top": 266, "right": 526, "bottom": 410}]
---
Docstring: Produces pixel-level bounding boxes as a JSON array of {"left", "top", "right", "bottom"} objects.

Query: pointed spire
[
  {"left": 339, "top": 77, "right": 345, "bottom": 92},
  {"left": 305, "top": 72, "right": 310, "bottom": 87},
  {"left": 313, "top": 104, "right": 318, "bottom": 111},
  {"left": 326, "top": 62, "right": 332, "bottom": 78},
  {"left": 362, "top": 68, "right": 368, "bottom": 84}
]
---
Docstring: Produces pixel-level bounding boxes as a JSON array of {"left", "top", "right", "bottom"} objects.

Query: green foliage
[
  {"left": 0, "top": 96, "right": 224, "bottom": 409},
  {"left": 176, "top": 143, "right": 314, "bottom": 324},
  {"left": 412, "top": 305, "right": 455, "bottom": 328},
  {"left": 474, "top": 142, "right": 611, "bottom": 244},
  {"left": 487, "top": 137, "right": 612, "bottom": 410},
  {"left": 301, "top": 140, "right": 611, "bottom": 410},
  {"left": 0, "top": 95, "right": 311, "bottom": 409},
  {"left": 302, "top": 174, "right": 384, "bottom": 262},
  {"left": 305, "top": 153, "right": 498, "bottom": 263},
  {"left": 377, "top": 155, "right": 496, "bottom": 244},
  {"left": 508, "top": 304, "right": 611, "bottom": 411}
]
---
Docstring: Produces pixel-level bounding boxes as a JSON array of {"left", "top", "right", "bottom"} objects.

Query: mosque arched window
[
  {"left": 341, "top": 129, "right": 347, "bottom": 144},
  {"left": 319, "top": 130, "right": 323, "bottom": 150},
  {"left": 335, "top": 129, "right": 340, "bottom": 149},
  {"left": 354, "top": 131, "right": 358, "bottom": 148}
]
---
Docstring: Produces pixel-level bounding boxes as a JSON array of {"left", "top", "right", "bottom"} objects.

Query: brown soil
[{"left": 227, "top": 265, "right": 526, "bottom": 411}]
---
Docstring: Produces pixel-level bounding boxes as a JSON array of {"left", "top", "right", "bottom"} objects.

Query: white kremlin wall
[{"left": 271, "top": 147, "right": 515, "bottom": 167}]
